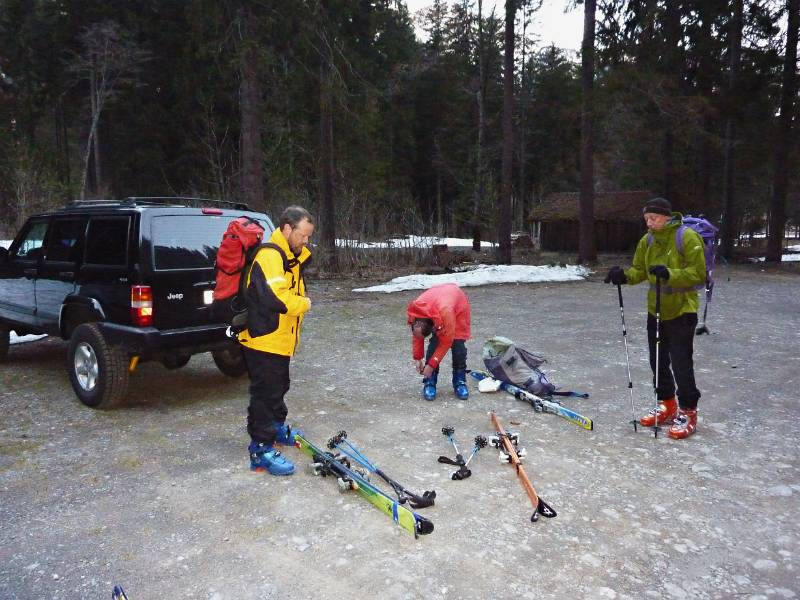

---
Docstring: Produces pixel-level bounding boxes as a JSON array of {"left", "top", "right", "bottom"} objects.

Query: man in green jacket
[{"left": 605, "top": 197, "right": 706, "bottom": 439}]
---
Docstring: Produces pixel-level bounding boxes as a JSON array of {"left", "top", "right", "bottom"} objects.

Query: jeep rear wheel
[
  {"left": 0, "top": 325, "right": 9, "bottom": 362},
  {"left": 212, "top": 346, "right": 247, "bottom": 377},
  {"left": 67, "top": 323, "right": 129, "bottom": 409}
]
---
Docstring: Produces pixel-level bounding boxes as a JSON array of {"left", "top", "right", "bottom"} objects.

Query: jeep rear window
[
  {"left": 85, "top": 217, "right": 130, "bottom": 266},
  {"left": 151, "top": 215, "right": 272, "bottom": 271}
]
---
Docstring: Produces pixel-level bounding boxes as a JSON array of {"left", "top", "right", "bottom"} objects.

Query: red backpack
[{"left": 213, "top": 217, "right": 266, "bottom": 301}]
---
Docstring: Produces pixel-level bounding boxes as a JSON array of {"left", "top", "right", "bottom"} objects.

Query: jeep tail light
[{"left": 131, "top": 285, "right": 153, "bottom": 327}]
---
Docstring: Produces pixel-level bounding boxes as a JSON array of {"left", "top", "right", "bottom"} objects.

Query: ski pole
[
  {"left": 328, "top": 431, "right": 435, "bottom": 508},
  {"left": 653, "top": 276, "right": 662, "bottom": 438},
  {"left": 439, "top": 426, "right": 464, "bottom": 465},
  {"left": 615, "top": 284, "right": 639, "bottom": 432},
  {"left": 450, "top": 435, "right": 488, "bottom": 480}
]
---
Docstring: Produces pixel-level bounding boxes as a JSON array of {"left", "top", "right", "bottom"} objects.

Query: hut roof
[{"left": 529, "top": 190, "right": 654, "bottom": 222}]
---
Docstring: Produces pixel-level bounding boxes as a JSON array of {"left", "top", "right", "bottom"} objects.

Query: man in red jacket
[{"left": 407, "top": 283, "right": 472, "bottom": 401}]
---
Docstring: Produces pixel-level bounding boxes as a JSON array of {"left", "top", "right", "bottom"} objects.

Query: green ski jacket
[{"left": 625, "top": 213, "right": 707, "bottom": 321}]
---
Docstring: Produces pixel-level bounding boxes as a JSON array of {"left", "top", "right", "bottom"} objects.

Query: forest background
[{"left": 0, "top": 0, "right": 797, "bottom": 269}]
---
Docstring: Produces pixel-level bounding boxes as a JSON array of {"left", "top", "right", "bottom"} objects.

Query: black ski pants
[
  {"left": 647, "top": 312, "right": 701, "bottom": 410},
  {"left": 425, "top": 334, "right": 468, "bottom": 376},
  {"left": 243, "top": 347, "right": 290, "bottom": 446}
]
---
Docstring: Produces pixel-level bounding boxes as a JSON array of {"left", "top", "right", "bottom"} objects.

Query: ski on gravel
[
  {"left": 490, "top": 412, "right": 557, "bottom": 523},
  {"left": 470, "top": 370, "right": 594, "bottom": 431},
  {"left": 327, "top": 431, "right": 436, "bottom": 509},
  {"left": 294, "top": 433, "right": 434, "bottom": 538}
]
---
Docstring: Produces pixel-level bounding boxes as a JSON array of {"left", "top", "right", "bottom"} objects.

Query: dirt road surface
[{"left": 1, "top": 264, "right": 798, "bottom": 599}]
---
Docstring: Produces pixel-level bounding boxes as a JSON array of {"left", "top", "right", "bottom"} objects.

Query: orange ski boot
[
  {"left": 668, "top": 409, "right": 698, "bottom": 439},
  {"left": 639, "top": 397, "right": 678, "bottom": 428}
]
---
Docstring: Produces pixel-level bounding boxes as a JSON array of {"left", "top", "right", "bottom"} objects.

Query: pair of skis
[
  {"left": 469, "top": 370, "right": 594, "bottom": 431},
  {"left": 491, "top": 412, "right": 557, "bottom": 522},
  {"left": 294, "top": 432, "right": 434, "bottom": 538}
]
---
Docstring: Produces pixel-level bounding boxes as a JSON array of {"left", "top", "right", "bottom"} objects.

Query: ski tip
[
  {"left": 416, "top": 517, "right": 434, "bottom": 536},
  {"left": 538, "top": 498, "right": 557, "bottom": 519}
]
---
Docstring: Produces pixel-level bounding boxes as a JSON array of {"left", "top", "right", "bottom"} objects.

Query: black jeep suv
[{"left": 0, "top": 197, "right": 274, "bottom": 408}]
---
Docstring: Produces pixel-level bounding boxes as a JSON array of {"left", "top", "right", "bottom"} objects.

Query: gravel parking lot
[{"left": 1, "top": 264, "right": 798, "bottom": 599}]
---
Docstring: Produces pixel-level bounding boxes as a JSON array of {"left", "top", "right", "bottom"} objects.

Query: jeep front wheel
[
  {"left": 67, "top": 323, "right": 129, "bottom": 408},
  {"left": 212, "top": 346, "right": 247, "bottom": 377}
]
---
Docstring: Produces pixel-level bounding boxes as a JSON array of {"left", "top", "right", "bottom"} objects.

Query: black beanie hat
[{"left": 643, "top": 197, "right": 672, "bottom": 216}]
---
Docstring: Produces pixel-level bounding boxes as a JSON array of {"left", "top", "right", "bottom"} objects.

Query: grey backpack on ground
[{"left": 482, "top": 336, "right": 588, "bottom": 399}]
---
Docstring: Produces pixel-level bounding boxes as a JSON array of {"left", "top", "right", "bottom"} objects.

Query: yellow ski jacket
[{"left": 237, "top": 228, "right": 311, "bottom": 356}]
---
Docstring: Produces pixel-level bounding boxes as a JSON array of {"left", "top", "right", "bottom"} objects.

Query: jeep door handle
[
  {"left": 24, "top": 268, "right": 37, "bottom": 277},
  {"left": 59, "top": 271, "right": 74, "bottom": 278}
]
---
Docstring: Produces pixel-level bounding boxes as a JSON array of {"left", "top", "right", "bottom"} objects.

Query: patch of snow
[
  {"left": 337, "top": 235, "right": 497, "bottom": 249},
  {"left": 10, "top": 332, "right": 47, "bottom": 345},
  {"left": 753, "top": 253, "right": 800, "bottom": 262},
  {"left": 353, "top": 263, "right": 588, "bottom": 292},
  {"left": 0, "top": 239, "right": 11, "bottom": 249}
]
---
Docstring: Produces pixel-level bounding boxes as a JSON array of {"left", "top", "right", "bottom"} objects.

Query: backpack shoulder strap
[
  {"left": 255, "top": 242, "right": 293, "bottom": 273},
  {"left": 675, "top": 224, "right": 687, "bottom": 254},
  {"left": 239, "top": 242, "right": 294, "bottom": 298},
  {"left": 648, "top": 225, "right": 688, "bottom": 254}
]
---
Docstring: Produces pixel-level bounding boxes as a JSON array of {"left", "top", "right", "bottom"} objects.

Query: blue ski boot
[
  {"left": 453, "top": 370, "right": 469, "bottom": 400},
  {"left": 422, "top": 372, "right": 438, "bottom": 401},
  {"left": 273, "top": 421, "right": 303, "bottom": 446},
  {"left": 248, "top": 441, "right": 295, "bottom": 476}
]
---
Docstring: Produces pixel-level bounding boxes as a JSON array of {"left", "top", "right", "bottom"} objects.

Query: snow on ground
[
  {"left": 337, "top": 234, "right": 496, "bottom": 249},
  {"left": 353, "top": 263, "right": 589, "bottom": 292},
  {"left": 10, "top": 332, "right": 47, "bottom": 345},
  {"left": 754, "top": 253, "right": 800, "bottom": 262},
  {"left": 1, "top": 240, "right": 10, "bottom": 249}
]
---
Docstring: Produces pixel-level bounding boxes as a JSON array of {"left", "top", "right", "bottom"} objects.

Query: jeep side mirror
[{"left": 0, "top": 247, "right": 8, "bottom": 263}]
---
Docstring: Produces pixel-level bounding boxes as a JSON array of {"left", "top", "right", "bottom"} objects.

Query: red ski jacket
[{"left": 407, "top": 283, "right": 471, "bottom": 370}]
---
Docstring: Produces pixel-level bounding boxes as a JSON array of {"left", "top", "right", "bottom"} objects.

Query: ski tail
[
  {"left": 539, "top": 399, "right": 594, "bottom": 431},
  {"left": 112, "top": 586, "right": 129, "bottom": 600}
]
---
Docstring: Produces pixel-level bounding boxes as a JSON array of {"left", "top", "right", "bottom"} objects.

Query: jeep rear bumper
[{"left": 96, "top": 322, "right": 235, "bottom": 355}]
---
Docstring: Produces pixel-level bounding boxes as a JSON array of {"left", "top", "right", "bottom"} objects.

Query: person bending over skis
[
  {"left": 604, "top": 197, "right": 707, "bottom": 439},
  {"left": 407, "top": 283, "right": 471, "bottom": 401}
]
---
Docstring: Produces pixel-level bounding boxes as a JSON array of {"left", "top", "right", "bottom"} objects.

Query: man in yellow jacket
[
  {"left": 239, "top": 206, "right": 313, "bottom": 475},
  {"left": 605, "top": 197, "right": 706, "bottom": 439}
]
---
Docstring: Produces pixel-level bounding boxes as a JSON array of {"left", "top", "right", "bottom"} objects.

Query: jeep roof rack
[
  {"left": 64, "top": 197, "right": 251, "bottom": 210},
  {"left": 122, "top": 197, "right": 250, "bottom": 210}
]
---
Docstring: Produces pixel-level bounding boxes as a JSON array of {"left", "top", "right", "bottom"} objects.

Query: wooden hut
[{"left": 529, "top": 191, "right": 653, "bottom": 252}]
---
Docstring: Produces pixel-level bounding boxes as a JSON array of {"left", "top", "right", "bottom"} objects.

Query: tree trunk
[
  {"left": 766, "top": 0, "right": 799, "bottom": 262},
  {"left": 695, "top": 7, "right": 714, "bottom": 217},
  {"left": 319, "top": 60, "right": 338, "bottom": 271},
  {"left": 498, "top": 0, "right": 516, "bottom": 265},
  {"left": 661, "top": 0, "right": 681, "bottom": 208},
  {"left": 578, "top": 0, "right": 597, "bottom": 264},
  {"left": 239, "top": 7, "right": 265, "bottom": 211},
  {"left": 517, "top": 3, "right": 528, "bottom": 232},
  {"left": 472, "top": 0, "right": 486, "bottom": 252},
  {"left": 720, "top": 0, "right": 743, "bottom": 260}
]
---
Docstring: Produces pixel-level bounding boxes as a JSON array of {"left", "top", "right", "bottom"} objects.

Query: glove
[
  {"left": 604, "top": 266, "right": 627, "bottom": 285},
  {"left": 649, "top": 265, "right": 670, "bottom": 280}
]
